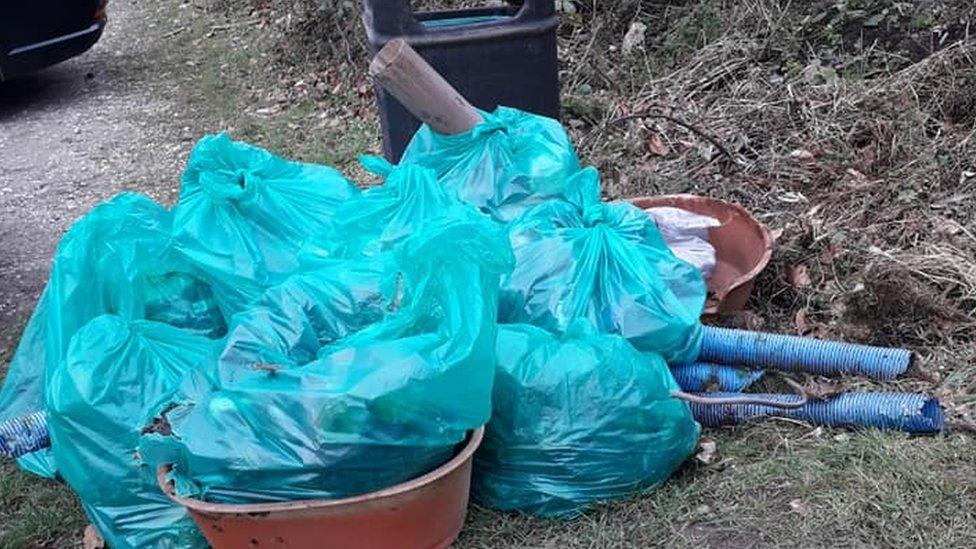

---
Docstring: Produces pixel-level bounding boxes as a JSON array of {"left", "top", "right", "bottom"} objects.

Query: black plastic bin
[{"left": 363, "top": 0, "right": 560, "bottom": 161}]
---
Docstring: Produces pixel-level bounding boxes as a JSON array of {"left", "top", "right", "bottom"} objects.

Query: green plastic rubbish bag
[
  {"left": 140, "top": 213, "right": 515, "bottom": 503},
  {"left": 172, "top": 133, "right": 358, "bottom": 316},
  {"left": 46, "top": 315, "right": 214, "bottom": 548},
  {"left": 0, "top": 193, "right": 225, "bottom": 477},
  {"left": 300, "top": 156, "right": 463, "bottom": 261},
  {"left": 473, "top": 321, "right": 700, "bottom": 517},
  {"left": 216, "top": 256, "right": 389, "bottom": 384},
  {"left": 399, "top": 106, "right": 581, "bottom": 222},
  {"left": 498, "top": 167, "right": 706, "bottom": 364}
]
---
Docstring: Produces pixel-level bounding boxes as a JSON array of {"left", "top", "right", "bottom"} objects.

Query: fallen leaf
[
  {"left": 555, "top": 0, "right": 577, "bottom": 14},
  {"left": 696, "top": 142, "right": 717, "bottom": 161},
  {"left": 789, "top": 498, "right": 811, "bottom": 516},
  {"left": 829, "top": 298, "right": 847, "bottom": 317},
  {"left": 819, "top": 243, "right": 840, "bottom": 264},
  {"left": 920, "top": 368, "right": 942, "bottom": 383},
  {"left": 786, "top": 264, "right": 811, "bottom": 289},
  {"left": 935, "top": 217, "right": 962, "bottom": 237},
  {"left": 621, "top": 21, "right": 647, "bottom": 56},
  {"left": 789, "top": 149, "right": 815, "bottom": 161},
  {"left": 646, "top": 132, "right": 670, "bottom": 156},
  {"left": 805, "top": 377, "right": 844, "bottom": 400},
  {"left": 696, "top": 437, "right": 717, "bottom": 464},
  {"left": 694, "top": 504, "right": 713, "bottom": 518},
  {"left": 724, "top": 310, "right": 766, "bottom": 331},
  {"left": 794, "top": 307, "right": 808, "bottom": 334},
  {"left": 83, "top": 525, "right": 105, "bottom": 549},
  {"left": 863, "top": 13, "right": 885, "bottom": 27},
  {"left": 845, "top": 168, "right": 867, "bottom": 182}
]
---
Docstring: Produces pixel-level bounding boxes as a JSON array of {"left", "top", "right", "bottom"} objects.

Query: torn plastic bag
[
  {"left": 499, "top": 168, "right": 707, "bottom": 364},
  {"left": 646, "top": 206, "right": 719, "bottom": 279},
  {"left": 399, "top": 106, "right": 581, "bottom": 222},
  {"left": 300, "top": 156, "right": 463, "bottom": 261},
  {"left": 140, "top": 213, "right": 515, "bottom": 503},
  {"left": 46, "top": 315, "right": 213, "bottom": 548},
  {"left": 473, "top": 321, "right": 700, "bottom": 517},
  {"left": 0, "top": 193, "right": 225, "bottom": 478},
  {"left": 172, "top": 133, "right": 358, "bottom": 316}
]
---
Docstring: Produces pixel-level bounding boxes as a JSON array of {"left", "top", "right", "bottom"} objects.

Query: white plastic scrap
[{"left": 646, "top": 207, "right": 720, "bottom": 280}]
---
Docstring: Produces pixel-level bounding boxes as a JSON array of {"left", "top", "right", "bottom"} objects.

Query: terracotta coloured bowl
[
  {"left": 629, "top": 195, "right": 773, "bottom": 314},
  {"left": 157, "top": 428, "right": 484, "bottom": 549}
]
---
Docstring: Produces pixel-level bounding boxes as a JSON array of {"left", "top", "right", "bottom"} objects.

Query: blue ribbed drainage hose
[
  {"left": 699, "top": 326, "right": 912, "bottom": 380},
  {"left": 689, "top": 391, "right": 944, "bottom": 433},
  {"left": 0, "top": 412, "right": 50, "bottom": 459},
  {"left": 670, "top": 362, "right": 764, "bottom": 393}
]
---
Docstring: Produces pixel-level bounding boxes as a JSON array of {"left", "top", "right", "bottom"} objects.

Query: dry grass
[{"left": 550, "top": 1, "right": 976, "bottom": 426}]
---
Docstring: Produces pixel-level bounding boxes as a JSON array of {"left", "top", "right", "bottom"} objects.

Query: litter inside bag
[
  {"left": 646, "top": 206, "right": 719, "bottom": 280},
  {"left": 216, "top": 256, "right": 389, "bottom": 384},
  {"left": 139, "top": 214, "right": 514, "bottom": 503},
  {"left": 399, "top": 106, "right": 581, "bottom": 222},
  {"left": 473, "top": 320, "right": 700, "bottom": 517},
  {"left": 499, "top": 167, "right": 707, "bottom": 364},
  {"left": 0, "top": 193, "right": 225, "bottom": 478},
  {"left": 46, "top": 315, "right": 214, "bottom": 548},
  {"left": 172, "top": 133, "right": 358, "bottom": 316}
]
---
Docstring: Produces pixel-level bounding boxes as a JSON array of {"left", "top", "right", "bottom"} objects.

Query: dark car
[{"left": 0, "top": 1, "right": 108, "bottom": 81}]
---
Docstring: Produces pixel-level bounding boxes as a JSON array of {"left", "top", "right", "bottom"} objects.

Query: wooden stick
[{"left": 369, "top": 38, "right": 483, "bottom": 135}]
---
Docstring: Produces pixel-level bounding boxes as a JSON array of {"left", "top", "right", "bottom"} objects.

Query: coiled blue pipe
[
  {"left": 689, "top": 392, "right": 943, "bottom": 433},
  {"left": 699, "top": 326, "right": 911, "bottom": 381},
  {"left": 670, "top": 362, "right": 764, "bottom": 392},
  {"left": 0, "top": 411, "right": 50, "bottom": 458}
]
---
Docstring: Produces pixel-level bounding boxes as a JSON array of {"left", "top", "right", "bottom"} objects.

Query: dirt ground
[
  {"left": 0, "top": 0, "right": 194, "bottom": 343},
  {"left": 2, "top": 0, "right": 976, "bottom": 547}
]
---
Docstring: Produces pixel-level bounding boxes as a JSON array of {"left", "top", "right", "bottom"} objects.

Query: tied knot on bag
[
  {"left": 200, "top": 168, "right": 253, "bottom": 201},
  {"left": 471, "top": 113, "right": 510, "bottom": 139},
  {"left": 583, "top": 203, "right": 606, "bottom": 226}
]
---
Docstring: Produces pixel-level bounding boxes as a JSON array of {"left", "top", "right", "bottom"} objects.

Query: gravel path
[{"left": 0, "top": 1, "right": 194, "bottom": 351}]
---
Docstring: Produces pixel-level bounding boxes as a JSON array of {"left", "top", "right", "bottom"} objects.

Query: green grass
[
  {"left": 0, "top": 317, "right": 84, "bottom": 548},
  {"left": 460, "top": 427, "right": 976, "bottom": 548},
  {"left": 0, "top": 461, "right": 85, "bottom": 548}
]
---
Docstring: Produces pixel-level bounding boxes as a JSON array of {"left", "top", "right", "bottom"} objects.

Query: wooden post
[{"left": 369, "top": 38, "right": 483, "bottom": 135}]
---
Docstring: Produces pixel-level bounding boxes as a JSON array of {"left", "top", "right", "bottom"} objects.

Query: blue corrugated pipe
[
  {"left": 689, "top": 391, "right": 943, "bottom": 433},
  {"left": 699, "top": 326, "right": 912, "bottom": 381},
  {"left": 670, "top": 362, "right": 764, "bottom": 393},
  {"left": 0, "top": 411, "right": 50, "bottom": 458}
]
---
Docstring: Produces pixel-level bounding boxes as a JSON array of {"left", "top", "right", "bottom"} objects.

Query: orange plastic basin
[
  {"left": 629, "top": 195, "right": 772, "bottom": 314},
  {"left": 157, "top": 428, "right": 484, "bottom": 549}
]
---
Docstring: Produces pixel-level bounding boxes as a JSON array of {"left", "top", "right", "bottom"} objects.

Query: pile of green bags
[
  {"left": 0, "top": 106, "right": 706, "bottom": 545},
  {"left": 140, "top": 215, "right": 512, "bottom": 504}
]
